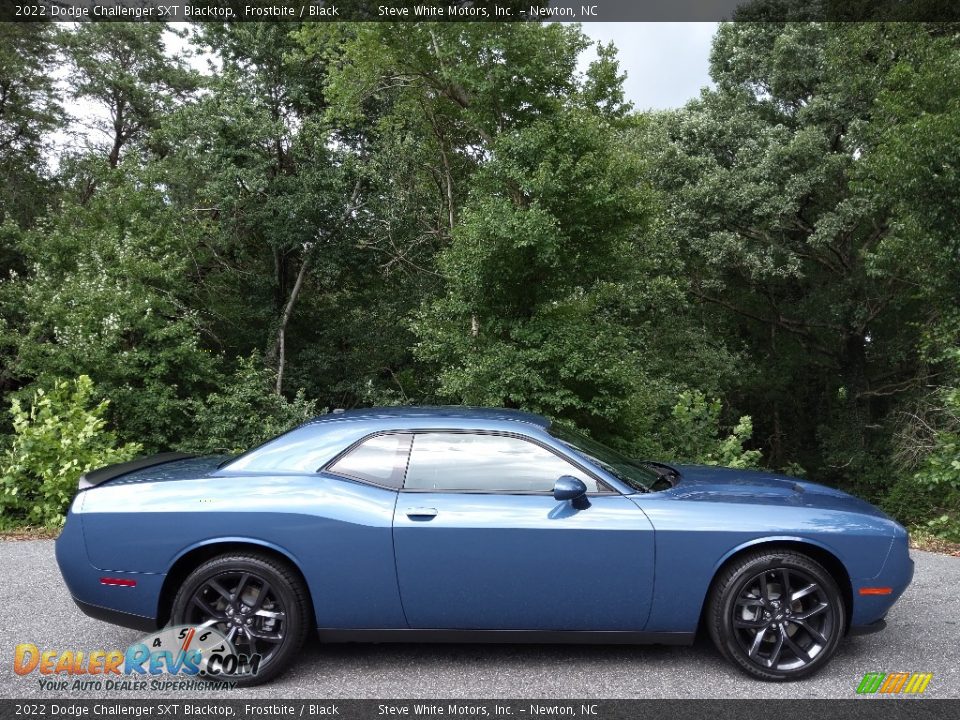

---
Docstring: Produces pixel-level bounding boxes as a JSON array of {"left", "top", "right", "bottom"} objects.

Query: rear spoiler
[{"left": 78, "top": 452, "right": 195, "bottom": 490}]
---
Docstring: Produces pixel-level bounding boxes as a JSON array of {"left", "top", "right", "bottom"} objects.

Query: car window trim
[
  {"left": 322, "top": 428, "right": 618, "bottom": 495},
  {"left": 323, "top": 432, "right": 412, "bottom": 490},
  {"left": 396, "top": 428, "right": 617, "bottom": 495}
]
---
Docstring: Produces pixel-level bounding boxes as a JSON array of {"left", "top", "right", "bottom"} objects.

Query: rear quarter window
[{"left": 327, "top": 434, "right": 412, "bottom": 489}]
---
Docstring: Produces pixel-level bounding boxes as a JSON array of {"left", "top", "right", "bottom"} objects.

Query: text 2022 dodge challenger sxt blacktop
[{"left": 56, "top": 407, "right": 913, "bottom": 684}]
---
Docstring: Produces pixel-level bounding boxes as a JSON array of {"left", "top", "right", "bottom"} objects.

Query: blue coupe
[{"left": 56, "top": 407, "right": 913, "bottom": 684}]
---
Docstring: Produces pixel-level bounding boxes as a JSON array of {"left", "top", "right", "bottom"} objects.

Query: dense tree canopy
[
  {"left": 0, "top": 24, "right": 62, "bottom": 230},
  {"left": 642, "top": 22, "right": 960, "bottom": 509},
  {"left": 0, "top": 20, "right": 957, "bottom": 534}
]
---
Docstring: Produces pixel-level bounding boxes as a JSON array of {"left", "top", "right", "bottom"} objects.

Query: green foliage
[
  {"left": 660, "top": 391, "right": 763, "bottom": 469},
  {"left": 0, "top": 21, "right": 957, "bottom": 534},
  {"left": 916, "top": 388, "right": 960, "bottom": 493},
  {"left": 882, "top": 475, "right": 944, "bottom": 527},
  {"left": 881, "top": 346, "right": 960, "bottom": 536},
  {"left": 6, "top": 173, "right": 223, "bottom": 451},
  {"left": 0, "top": 376, "right": 141, "bottom": 528},
  {"left": 0, "top": 24, "right": 63, "bottom": 229},
  {"left": 414, "top": 109, "right": 657, "bottom": 438},
  {"left": 311, "top": 22, "right": 592, "bottom": 139},
  {"left": 65, "top": 23, "right": 198, "bottom": 168},
  {"left": 923, "top": 515, "right": 960, "bottom": 544},
  {"left": 907, "top": 387, "right": 960, "bottom": 540},
  {"left": 642, "top": 21, "right": 960, "bottom": 496},
  {"left": 183, "top": 355, "right": 319, "bottom": 456}
]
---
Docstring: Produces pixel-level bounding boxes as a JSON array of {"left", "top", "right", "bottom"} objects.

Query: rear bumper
[
  {"left": 72, "top": 597, "right": 157, "bottom": 632},
  {"left": 56, "top": 504, "right": 164, "bottom": 626}
]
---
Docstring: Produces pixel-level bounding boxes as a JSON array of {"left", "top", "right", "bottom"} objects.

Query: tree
[
  {"left": 6, "top": 18, "right": 957, "bottom": 538},
  {"left": 0, "top": 24, "right": 63, "bottom": 229},
  {"left": 306, "top": 24, "right": 677, "bottom": 423},
  {"left": 642, "top": 22, "right": 960, "bottom": 496},
  {"left": 0, "top": 25, "right": 66, "bottom": 420},
  {"left": 850, "top": 24, "right": 960, "bottom": 535},
  {"left": 183, "top": 354, "right": 317, "bottom": 455},
  {"left": 414, "top": 106, "right": 649, "bottom": 441},
  {"left": 170, "top": 23, "right": 368, "bottom": 397},
  {"left": 5, "top": 169, "right": 223, "bottom": 450},
  {"left": 64, "top": 23, "right": 197, "bottom": 174}
]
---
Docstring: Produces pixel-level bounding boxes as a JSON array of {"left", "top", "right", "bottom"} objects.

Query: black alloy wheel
[
  {"left": 171, "top": 552, "right": 311, "bottom": 685},
  {"left": 708, "top": 550, "right": 845, "bottom": 680}
]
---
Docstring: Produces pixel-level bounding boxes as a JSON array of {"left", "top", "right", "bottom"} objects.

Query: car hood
[{"left": 664, "top": 464, "right": 891, "bottom": 519}]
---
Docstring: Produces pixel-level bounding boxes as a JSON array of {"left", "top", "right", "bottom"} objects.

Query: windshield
[{"left": 549, "top": 426, "right": 658, "bottom": 493}]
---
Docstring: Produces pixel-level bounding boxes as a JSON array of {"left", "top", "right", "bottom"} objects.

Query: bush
[
  {"left": 0, "top": 376, "right": 142, "bottom": 528},
  {"left": 881, "top": 474, "right": 945, "bottom": 527},
  {"left": 882, "top": 381, "right": 960, "bottom": 540},
  {"left": 657, "top": 390, "right": 763, "bottom": 469},
  {"left": 908, "top": 387, "right": 960, "bottom": 540},
  {"left": 181, "top": 354, "right": 319, "bottom": 456}
]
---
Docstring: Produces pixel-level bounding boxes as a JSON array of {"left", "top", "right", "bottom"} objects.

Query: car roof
[{"left": 303, "top": 406, "right": 550, "bottom": 429}]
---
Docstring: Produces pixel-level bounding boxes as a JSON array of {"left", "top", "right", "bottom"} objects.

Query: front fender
[{"left": 633, "top": 494, "right": 899, "bottom": 632}]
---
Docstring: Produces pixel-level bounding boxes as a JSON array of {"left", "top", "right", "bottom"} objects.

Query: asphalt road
[{"left": 1, "top": 540, "right": 958, "bottom": 700}]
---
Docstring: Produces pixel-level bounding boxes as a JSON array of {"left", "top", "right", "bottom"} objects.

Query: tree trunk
[
  {"left": 108, "top": 93, "right": 125, "bottom": 168},
  {"left": 275, "top": 249, "right": 312, "bottom": 395},
  {"left": 273, "top": 180, "right": 362, "bottom": 395}
]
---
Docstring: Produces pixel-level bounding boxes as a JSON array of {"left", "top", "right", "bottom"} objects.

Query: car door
[{"left": 391, "top": 431, "right": 655, "bottom": 631}]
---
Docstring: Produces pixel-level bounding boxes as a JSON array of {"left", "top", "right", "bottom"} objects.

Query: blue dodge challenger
[{"left": 56, "top": 407, "right": 913, "bottom": 684}]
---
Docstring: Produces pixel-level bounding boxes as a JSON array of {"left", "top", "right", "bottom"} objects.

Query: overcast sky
[
  {"left": 579, "top": 22, "right": 718, "bottom": 110},
  {"left": 58, "top": 22, "right": 718, "bottom": 160},
  {"left": 170, "top": 22, "right": 719, "bottom": 111},
  {"left": 146, "top": 23, "right": 722, "bottom": 113}
]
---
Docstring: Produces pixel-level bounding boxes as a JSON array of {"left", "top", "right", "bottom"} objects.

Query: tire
[
  {"left": 707, "top": 550, "right": 845, "bottom": 681},
  {"left": 171, "top": 552, "right": 311, "bottom": 686}
]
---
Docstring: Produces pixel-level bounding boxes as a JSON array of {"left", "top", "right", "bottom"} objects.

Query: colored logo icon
[{"left": 856, "top": 672, "right": 932, "bottom": 695}]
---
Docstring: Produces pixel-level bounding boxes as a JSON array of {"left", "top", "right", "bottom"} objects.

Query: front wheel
[
  {"left": 708, "top": 550, "right": 845, "bottom": 681},
  {"left": 171, "top": 552, "right": 311, "bottom": 686}
]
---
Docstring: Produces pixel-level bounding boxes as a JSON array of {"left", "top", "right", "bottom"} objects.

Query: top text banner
[{"left": 5, "top": 0, "right": 960, "bottom": 22}]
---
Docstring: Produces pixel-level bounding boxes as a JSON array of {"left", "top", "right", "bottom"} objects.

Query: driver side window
[{"left": 403, "top": 432, "right": 600, "bottom": 493}]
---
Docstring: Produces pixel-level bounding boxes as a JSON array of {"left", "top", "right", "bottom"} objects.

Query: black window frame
[{"left": 322, "top": 429, "right": 617, "bottom": 495}]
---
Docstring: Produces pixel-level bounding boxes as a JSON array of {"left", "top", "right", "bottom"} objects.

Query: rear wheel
[
  {"left": 708, "top": 550, "right": 845, "bottom": 681},
  {"left": 171, "top": 552, "right": 311, "bottom": 686}
]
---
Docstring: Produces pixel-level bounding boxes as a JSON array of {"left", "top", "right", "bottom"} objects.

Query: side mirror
[{"left": 553, "top": 475, "right": 590, "bottom": 509}]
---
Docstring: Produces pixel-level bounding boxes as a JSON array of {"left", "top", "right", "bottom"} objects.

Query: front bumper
[
  {"left": 848, "top": 617, "right": 887, "bottom": 636},
  {"left": 849, "top": 536, "right": 914, "bottom": 630}
]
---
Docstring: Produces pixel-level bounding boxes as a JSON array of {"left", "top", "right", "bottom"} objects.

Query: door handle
[{"left": 405, "top": 507, "right": 438, "bottom": 519}]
